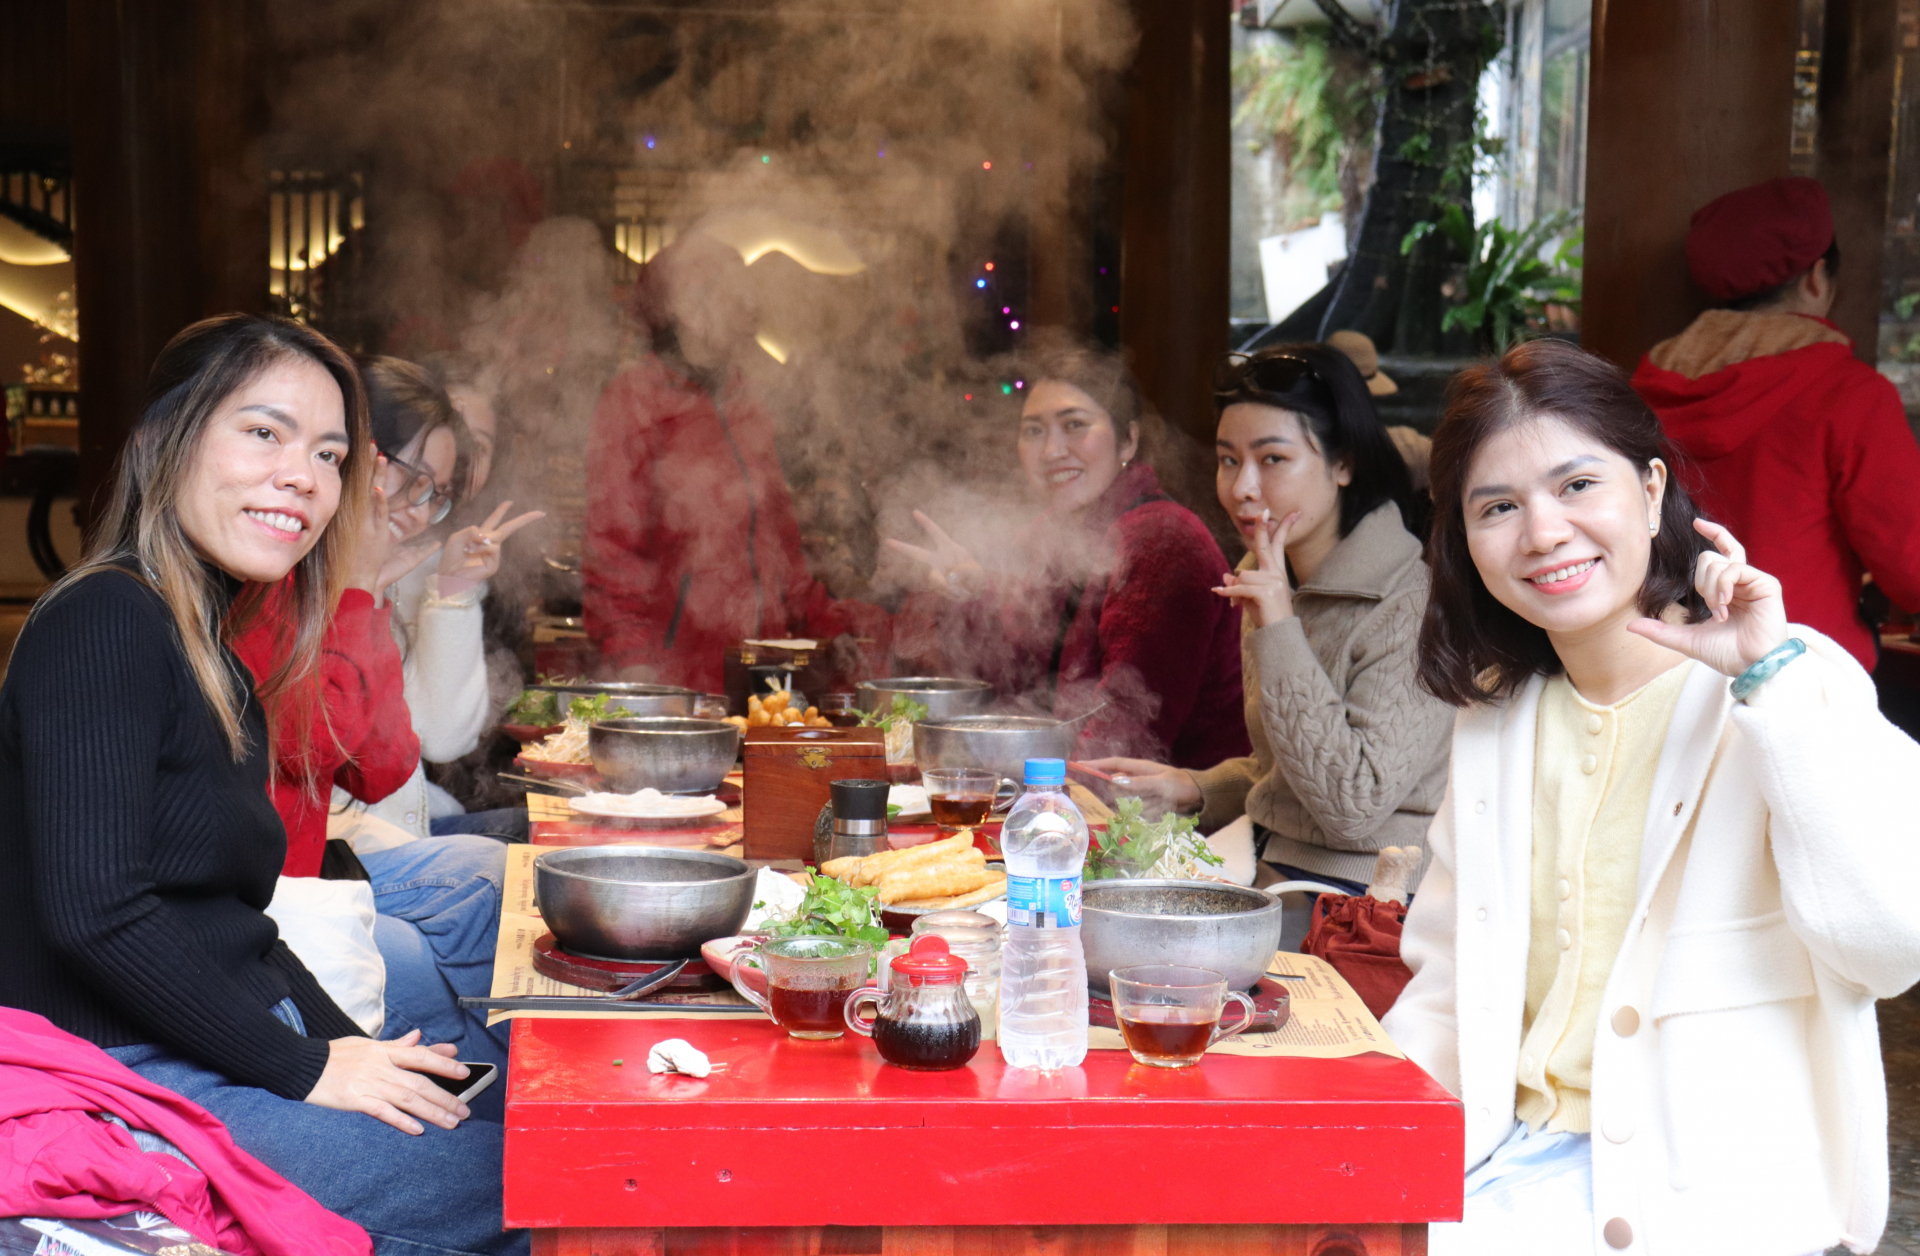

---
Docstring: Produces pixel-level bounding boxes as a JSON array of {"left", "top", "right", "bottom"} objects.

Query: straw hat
[{"left": 1327, "top": 330, "right": 1398, "bottom": 397}]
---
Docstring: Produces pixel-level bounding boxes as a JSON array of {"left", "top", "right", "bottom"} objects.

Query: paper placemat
[
  {"left": 1086, "top": 952, "right": 1403, "bottom": 1060},
  {"left": 486, "top": 844, "right": 763, "bottom": 1026}
]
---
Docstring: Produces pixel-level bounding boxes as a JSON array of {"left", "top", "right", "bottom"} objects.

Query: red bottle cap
[{"left": 891, "top": 934, "right": 970, "bottom": 985}]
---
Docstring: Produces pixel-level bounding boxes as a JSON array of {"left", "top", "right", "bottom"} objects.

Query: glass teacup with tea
[
  {"left": 730, "top": 936, "right": 875, "bottom": 1040},
  {"left": 920, "top": 767, "right": 997, "bottom": 832},
  {"left": 1108, "top": 965, "right": 1257, "bottom": 1068}
]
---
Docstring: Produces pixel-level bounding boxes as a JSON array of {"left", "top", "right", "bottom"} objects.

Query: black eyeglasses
[
  {"left": 1214, "top": 352, "right": 1328, "bottom": 400},
  {"left": 383, "top": 451, "right": 457, "bottom": 524}
]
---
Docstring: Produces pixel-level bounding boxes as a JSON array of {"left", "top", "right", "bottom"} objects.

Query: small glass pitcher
[{"left": 844, "top": 935, "right": 982, "bottom": 1070}]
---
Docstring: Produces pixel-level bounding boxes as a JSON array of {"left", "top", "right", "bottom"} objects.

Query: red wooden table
[{"left": 505, "top": 1014, "right": 1462, "bottom": 1256}]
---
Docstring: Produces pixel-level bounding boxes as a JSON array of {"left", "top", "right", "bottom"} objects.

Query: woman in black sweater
[{"left": 0, "top": 314, "right": 525, "bottom": 1256}]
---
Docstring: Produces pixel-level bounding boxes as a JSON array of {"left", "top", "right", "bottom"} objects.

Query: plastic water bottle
[{"left": 997, "top": 757, "right": 1090, "bottom": 1069}]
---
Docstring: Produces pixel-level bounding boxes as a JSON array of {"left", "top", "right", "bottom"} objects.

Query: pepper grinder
[{"left": 827, "top": 778, "right": 891, "bottom": 862}]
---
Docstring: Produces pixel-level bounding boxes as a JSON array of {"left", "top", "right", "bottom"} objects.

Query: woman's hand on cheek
[
  {"left": 1625, "top": 519, "right": 1789, "bottom": 677},
  {"left": 1212, "top": 511, "right": 1298, "bottom": 628}
]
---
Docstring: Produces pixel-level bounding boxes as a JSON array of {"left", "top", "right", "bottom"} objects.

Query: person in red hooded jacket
[
  {"left": 1632, "top": 177, "right": 1920, "bottom": 671},
  {"left": 584, "top": 233, "right": 888, "bottom": 692}
]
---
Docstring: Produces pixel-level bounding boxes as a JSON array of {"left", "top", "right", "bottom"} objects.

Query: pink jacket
[{"left": 0, "top": 1009, "right": 370, "bottom": 1256}]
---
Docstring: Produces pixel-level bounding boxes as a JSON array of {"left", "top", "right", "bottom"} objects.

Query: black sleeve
[
  {"left": 18, "top": 579, "right": 334, "bottom": 1100},
  {"left": 263, "top": 941, "right": 369, "bottom": 1042}
]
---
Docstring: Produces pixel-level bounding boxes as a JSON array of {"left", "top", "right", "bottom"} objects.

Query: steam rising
[{"left": 267, "top": 0, "right": 1188, "bottom": 747}]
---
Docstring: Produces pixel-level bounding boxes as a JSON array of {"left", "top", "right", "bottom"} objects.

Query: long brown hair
[
  {"left": 1417, "top": 339, "right": 1711, "bottom": 706},
  {"left": 45, "top": 314, "right": 371, "bottom": 759}
]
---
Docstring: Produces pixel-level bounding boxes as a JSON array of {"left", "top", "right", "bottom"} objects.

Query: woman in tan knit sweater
[{"left": 1087, "top": 342, "right": 1453, "bottom": 893}]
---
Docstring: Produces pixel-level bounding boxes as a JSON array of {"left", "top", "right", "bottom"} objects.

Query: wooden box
[{"left": 741, "top": 726, "right": 887, "bottom": 863}]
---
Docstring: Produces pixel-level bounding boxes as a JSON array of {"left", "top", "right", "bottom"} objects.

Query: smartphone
[{"left": 426, "top": 1062, "right": 498, "bottom": 1104}]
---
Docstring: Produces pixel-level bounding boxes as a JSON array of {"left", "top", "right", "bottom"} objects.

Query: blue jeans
[
  {"left": 361, "top": 837, "right": 510, "bottom": 1119},
  {"left": 431, "top": 808, "right": 529, "bottom": 844},
  {"left": 108, "top": 1001, "right": 527, "bottom": 1256}
]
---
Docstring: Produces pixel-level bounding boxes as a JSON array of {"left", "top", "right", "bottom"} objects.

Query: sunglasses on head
[{"left": 1213, "top": 353, "right": 1329, "bottom": 400}]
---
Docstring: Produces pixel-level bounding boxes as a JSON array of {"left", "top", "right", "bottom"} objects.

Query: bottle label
[{"left": 1006, "top": 873, "right": 1082, "bottom": 928}]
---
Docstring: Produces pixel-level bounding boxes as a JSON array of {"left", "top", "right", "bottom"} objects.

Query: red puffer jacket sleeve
[
  {"left": 233, "top": 588, "right": 419, "bottom": 877},
  {"left": 323, "top": 590, "right": 419, "bottom": 807},
  {"left": 1828, "top": 368, "right": 1920, "bottom": 615}
]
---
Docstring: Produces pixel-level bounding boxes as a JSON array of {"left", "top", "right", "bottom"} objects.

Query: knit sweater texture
[
  {"left": 0, "top": 568, "right": 363, "bottom": 1100},
  {"left": 1190, "top": 503, "right": 1453, "bottom": 884}
]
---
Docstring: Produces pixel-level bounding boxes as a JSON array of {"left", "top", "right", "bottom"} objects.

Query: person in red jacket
[
  {"left": 1633, "top": 177, "right": 1920, "bottom": 671},
  {"left": 583, "top": 233, "right": 888, "bottom": 692},
  {"left": 232, "top": 449, "right": 444, "bottom": 876},
  {"left": 231, "top": 580, "right": 417, "bottom": 877},
  {"left": 887, "top": 341, "right": 1249, "bottom": 768}
]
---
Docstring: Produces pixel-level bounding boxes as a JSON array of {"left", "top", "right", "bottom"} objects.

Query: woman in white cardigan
[
  {"left": 347, "top": 359, "right": 541, "bottom": 843},
  {"left": 1382, "top": 339, "right": 1920, "bottom": 1256}
]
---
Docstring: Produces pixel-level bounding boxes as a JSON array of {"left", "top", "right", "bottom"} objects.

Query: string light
[
  {"left": 645, "top": 136, "right": 656, "bottom": 149},
  {"left": 965, "top": 393, "right": 974, "bottom": 401},
  {"left": 1014, "top": 379, "right": 1025, "bottom": 389},
  {"left": 976, "top": 279, "right": 986, "bottom": 288},
  {"left": 1000, "top": 383, "right": 1012, "bottom": 395},
  {"left": 1002, "top": 306, "right": 1010, "bottom": 314},
  {"left": 984, "top": 262, "right": 995, "bottom": 271},
  {"left": 982, "top": 161, "right": 992, "bottom": 170},
  {"left": 761, "top": 154, "right": 771, "bottom": 164},
  {"left": 1010, "top": 320, "right": 1021, "bottom": 330}
]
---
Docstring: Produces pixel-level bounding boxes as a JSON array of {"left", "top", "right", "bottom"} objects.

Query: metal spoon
[{"left": 498, "top": 772, "right": 590, "bottom": 796}]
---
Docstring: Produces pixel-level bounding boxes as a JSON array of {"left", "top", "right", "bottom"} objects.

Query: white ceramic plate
[{"left": 568, "top": 790, "right": 728, "bottom": 825}]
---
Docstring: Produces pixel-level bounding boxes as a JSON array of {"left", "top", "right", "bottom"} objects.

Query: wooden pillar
[
  {"left": 67, "top": 0, "right": 266, "bottom": 521},
  {"left": 1581, "top": 0, "right": 1800, "bottom": 371},
  {"left": 1118, "top": 0, "right": 1230, "bottom": 448},
  {"left": 1816, "top": 0, "right": 1901, "bottom": 360}
]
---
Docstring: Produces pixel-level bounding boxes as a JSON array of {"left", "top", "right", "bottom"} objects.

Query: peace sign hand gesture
[
  {"left": 884, "top": 510, "right": 987, "bottom": 599},
  {"left": 1212, "top": 510, "right": 1298, "bottom": 628},
  {"left": 436, "top": 500, "right": 546, "bottom": 588},
  {"left": 1626, "top": 519, "right": 1789, "bottom": 678}
]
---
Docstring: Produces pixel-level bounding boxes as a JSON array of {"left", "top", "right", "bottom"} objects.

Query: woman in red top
[
  {"left": 583, "top": 234, "right": 888, "bottom": 691},
  {"left": 231, "top": 476, "right": 423, "bottom": 877},
  {"left": 889, "top": 342, "right": 1249, "bottom": 768}
]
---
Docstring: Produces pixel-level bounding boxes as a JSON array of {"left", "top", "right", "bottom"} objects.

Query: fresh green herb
[
  {"left": 1086, "top": 797, "right": 1224, "bottom": 881},
  {"left": 567, "top": 693, "right": 629, "bottom": 724},
  {"left": 858, "top": 695, "right": 930, "bottom": 731},
  {"left": 763, "top": 874, "right": 890, "bottom": 948},
  {"left": 612, "top": 1058, "right": 623, "bottom": 1067},
  {"left": 505, "top": 689, "right": 562, "bottom": 726},
  {"left": 886, "top": 804, "right": 902, "bottom": 819}
]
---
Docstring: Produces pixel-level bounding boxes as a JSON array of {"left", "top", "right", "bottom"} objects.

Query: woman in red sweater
[
  {"left": 232, "top": 472, "right": 422, "bottom": 876},
  {"left": 889, "top": 342, "right": 1248, "bottom": 769}
]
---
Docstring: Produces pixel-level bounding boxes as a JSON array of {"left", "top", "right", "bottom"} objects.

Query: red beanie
[{"left": 1685, "top": 177, "right": 1835, "bottom": 302}]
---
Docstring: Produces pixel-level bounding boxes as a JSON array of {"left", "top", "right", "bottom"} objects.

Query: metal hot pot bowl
[
  {"left": 855, "top": 677, "right": 995, "bottom": 722},
  {"left": 535, "top": 681, "right": 698, "bottom": 719},
  {"left": 588, "top": 716, "right": 742, "bottom": 794},
  {"left": 912, "top": 714, "right": 1076, "bottom": 786},
  {"left": 533, "top": 845, "right": 756, "bottom": 961},
  {"left": 1080, "top": 879, "right": 1286, "bottom": 993}
]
